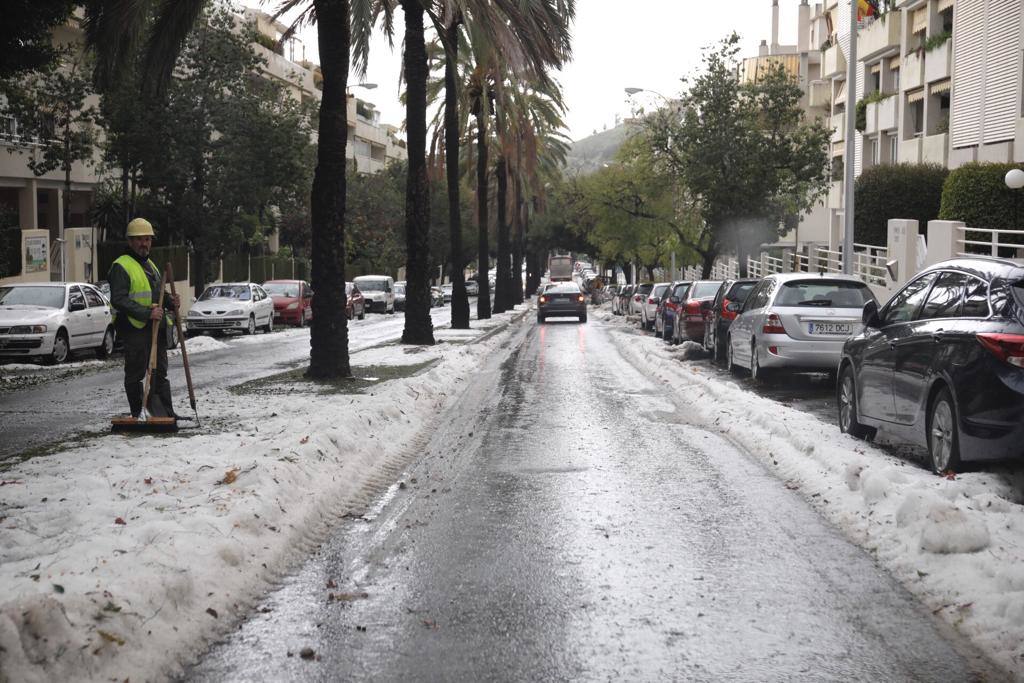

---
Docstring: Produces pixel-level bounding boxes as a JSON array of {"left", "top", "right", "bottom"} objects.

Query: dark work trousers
[{"left": 122, "top": 321, "right": 173, "bottom": 417}]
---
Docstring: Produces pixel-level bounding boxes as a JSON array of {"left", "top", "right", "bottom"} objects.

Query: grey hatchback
[{"left": 538, "top": 282, "right": 587, "bottom": 323}]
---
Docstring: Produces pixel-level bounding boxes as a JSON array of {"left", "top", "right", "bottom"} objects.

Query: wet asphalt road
[
  {"left": 187, "top": 314, "right": 997, "bottom": 681},
  {"left": 0, "top": 308, "right": 452, "bottom": 461}
]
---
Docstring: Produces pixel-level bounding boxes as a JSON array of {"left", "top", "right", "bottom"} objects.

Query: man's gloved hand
[{"left": 149, "top": 305, "right": 164, "bottom": 321}]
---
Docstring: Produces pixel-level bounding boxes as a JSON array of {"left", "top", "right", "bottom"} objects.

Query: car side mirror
[
  {"left": 726, "top": 302, "right": 741, "bottom": 313},
  {"left": 69, "top": 301, "right": 86, "bottom": 312},
  {"left": 862, "top": 300, "right": 880, "bottom": 328}
]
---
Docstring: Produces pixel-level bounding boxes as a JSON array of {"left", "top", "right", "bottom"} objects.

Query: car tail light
[
  {"left": 762, "top": 312, "right": 786, "bottom": 335},
  {"left": 539, "top": 295, "right": 547, "bottom": 304},
  {"left": 648, "top": 297, "right": 657, "bottom": 304},
  {"left": 721, "top": 298, "right": 737, "bottom": 321},
  {"left": 684, "top": 300, "right": 703, "bottom": 321},
  {"left": 634, "top": 294, "right": 642, "bottom": 301},
  {"left": 577, "top": 295, "right": 585, "bottom": 302},
  {"left": 976, "top": 333, "right": 1024, "bottom": 368}
]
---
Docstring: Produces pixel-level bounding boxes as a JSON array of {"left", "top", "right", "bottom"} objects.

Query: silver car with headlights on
[
  {"left": 725, "top": 273, "right": 877, "bottom": 382},
  {"left": 537, "top": 282, "right": 587, "bottom": 323}
]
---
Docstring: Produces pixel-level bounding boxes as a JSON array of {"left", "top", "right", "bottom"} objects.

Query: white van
[{"left": 353, "top": 275, "right": 395, "bottom": 314}]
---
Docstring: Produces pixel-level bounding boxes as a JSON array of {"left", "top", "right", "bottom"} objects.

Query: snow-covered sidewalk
[
  {"left": 602, "top": 307, "right": 1024, "bottom": 678},
  {"left": 0, "top": 306, "right": 529, "bottom": 682}
]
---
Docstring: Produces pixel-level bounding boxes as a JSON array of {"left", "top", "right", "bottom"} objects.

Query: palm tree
[{"left": 83, "top": 0, "right": 375, "bottom": 379}]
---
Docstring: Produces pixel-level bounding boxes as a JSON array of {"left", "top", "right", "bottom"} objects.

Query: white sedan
[
  {"left": 0, "top": 282, "right": 115, "bottom": 364},
  {"left": 186, "top": 282, "right": 275, "bottom": 336}
]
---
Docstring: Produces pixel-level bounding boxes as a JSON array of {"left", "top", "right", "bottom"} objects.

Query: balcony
[
  {"left": 899, "top": 137, "right": 923, "bottom": 164},
  {"left": 902, "top": 51, "right": 924, "bottom": 90},
  {"left": 921, "top": 132, "right": 948, "bottom": 165},
  {"left": 924, "top": 40, "right": 951, "bottom": 83},
  {"left": 874, "top": 95, "right": 898, "bottom": 131},
  {"left": 831, "top": 113, "right": 845, "bottom": 142},
  {"left": 864, "top": 101, "right": 879, "bottom": 135},
  {"left": 823, "top": 44, "right": 846, "bottom": 79},
  {"left": 858, "top": 14, "right": 901, "bottom": 61},
  {"left": 828, "top": 180, "right": 844, "bottom": 209},
  {"left": 808, "top": 80, "right": 830, "bottom": 109}
]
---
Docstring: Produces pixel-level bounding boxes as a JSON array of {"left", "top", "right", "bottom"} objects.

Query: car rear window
[
  {"left": 774, "top": 280, "right": 874, "bottom": 307},
  {"left": 672, "top": 283, "right": 691, "bottom": 298},
  {"left": 691, "top": 281, "right": 722, "bottom": 298},
  {"left": 652, "top": 284, "right": 669, "bottom": 298},
  {"left": 548, "top": 283, "right": 581, "bottom": 293},
  {"left": 636, "top": 284, "right": 653, "bottom": 296}
]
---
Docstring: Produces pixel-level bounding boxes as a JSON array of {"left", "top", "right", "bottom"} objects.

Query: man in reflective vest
[{"left": 108, "top": 218, "right": 180, "bottom": 418}]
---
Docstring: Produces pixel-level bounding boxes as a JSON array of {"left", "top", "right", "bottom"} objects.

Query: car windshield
[
  {"left": 200, "top": 285, "right": 250, "bottom": 301},
  {"left": 0, "top": 286, "right": 65, "bottom": 308},
  {"left": 548, "top": 283, "right": 581, "bottom": 293},
  {"left": 263, "top": 283, "right": 299, "bottom": 298},
  {"left": 357, "top": 280, "right": 386, "bottom": 292},
  {"left": 775, "top": 280, "right": 873, "bottom": 307},
  {"left": 691, "top": 281, "right": 722, "bottom": 298},
  {"left": 729, "top": 281, "right": 757, "bottom": 302}
]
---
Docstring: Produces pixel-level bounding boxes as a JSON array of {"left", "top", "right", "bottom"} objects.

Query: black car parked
[
  {"left": 838, "top": 257, "right": 1024, "bottom": 474},
  {"left": 704, "top": 278, "right": 759, "bottom": 362}
]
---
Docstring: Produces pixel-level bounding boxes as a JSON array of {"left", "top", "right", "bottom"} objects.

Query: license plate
[
  {"left": 204, "top": 318, "right": 223, "bottom": 324},
  {"left": 274, "top": 313, "right": 282, "bottom": 319},
  {"left": 809, "top": 322, "right": 851, "bottom": 335}
]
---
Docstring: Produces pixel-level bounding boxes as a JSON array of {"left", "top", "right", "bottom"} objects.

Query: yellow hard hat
[{"left": 126, "top": 218, "right": 155, "bottom": 238}]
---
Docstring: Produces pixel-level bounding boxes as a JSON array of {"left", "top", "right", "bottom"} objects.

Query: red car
[
  {"left": 671, "top": 280, "right": 723, "bottom": 343},
  {"left": 264, "top": 280, "right": 313, "bottom": 327},
  {"left": 346, "top": 282, "right": 366, "bottom": 320}
]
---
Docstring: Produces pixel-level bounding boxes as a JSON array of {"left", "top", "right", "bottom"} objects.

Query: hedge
[
  {"left": 940, "top": 162, "right": 1024, "bottom": 253},
  {"left": 854, "top": 163, "right": 948, "bottom": 246}
]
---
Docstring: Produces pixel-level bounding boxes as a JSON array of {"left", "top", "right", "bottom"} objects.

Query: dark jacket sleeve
[{"left": 109, "top": 262, "right": 154, "bottom": 322}]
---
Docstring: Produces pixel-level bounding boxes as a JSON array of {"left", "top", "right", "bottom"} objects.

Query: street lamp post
[
  {"left": 842, "top": 0, "right": 858, "bottom": 275},
  {"left": 1006, "top": 169, "right": 1024, "bottom": 231}
]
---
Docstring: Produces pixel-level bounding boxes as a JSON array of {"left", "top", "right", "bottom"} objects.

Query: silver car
[
  {"left": 640, "top": 282, "right": 672, "bottom": 330},
  {"left": 725, "top": 273, "right": 876, "bottom": 381}
]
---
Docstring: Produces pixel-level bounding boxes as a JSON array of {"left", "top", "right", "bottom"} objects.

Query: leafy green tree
[
  {"left": 0, "top": 0, "right": 76, "bottom": 78},
  {"left": 1, "top": 45, "right": 97, "bottom": 235},
  {"left": 644, "top": 34, "right": 831, "bottom": 275}
]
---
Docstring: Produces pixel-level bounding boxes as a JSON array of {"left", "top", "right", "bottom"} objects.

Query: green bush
[
  {"left": 854, "top": 163, "right": 948, "bottom": 245},
  {"left": 939, "top": 162, "right": 1024, "bottom": 250}
]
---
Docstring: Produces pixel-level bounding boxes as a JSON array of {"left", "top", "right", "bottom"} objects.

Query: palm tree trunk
[
  {"left": 493, "top": 156, "right": 510, "bottom": 314},
  {"left": 400, "top": 0, "right": 434, "bottom": 345},
  {"left": 307, "top": 0, "right": 351, "bottom": 379},
  {"left": 475, "top": 110, "right": 491, "bottom": 320},
  {"left": 511, "top": 172, "right": 524, "bottom": 305},
  {"left": 444, "top": 23, "right": 469, "bottom": 329}
]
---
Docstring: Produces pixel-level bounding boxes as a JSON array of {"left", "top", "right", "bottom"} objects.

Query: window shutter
[
  {"left": 912, "top": 7, "right": 928, "bottom": 33},
  {"left": 982, "top": 0, "right": 1022, "bottom": 144},
  {"left": 950, "top": 0, "right": 984, "bottom": 148}
]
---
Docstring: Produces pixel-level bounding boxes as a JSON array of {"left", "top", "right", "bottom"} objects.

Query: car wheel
[
  {"left": 298, "top": 311, "right": 306, "bottom": 327},
  {"left": 928, "top": 388, "right": 962, "bottom": 474},
  {"left": 167, "top": 323, "right": 179, "bottom": 350},
  {"left": 714, "top": 335, "right": 726, "bottom": 365},
  {"left": 579, "top": 313, "right": 587, "bottom": 324},
  {"left": 96, "top": 326, "right": 115, "bottom": 359},
  {"left": 726, "top": 335, "right": 740, "bottom": 375},
  {"left": 49, "top": 329, "right": 70, "bottom": 364},
  {"left": 358, "top": 306, "right": 365, "bottom": 320},
  {"left": 244, "top": 314, "right": 256, "bottom": 335},
  {"left": 750, "top": 343, "right": 771, "bottom": 383},
  {"left": 537, "top": 313, "right": 545, "bottom": 324},
  {"left": 264, "top": 314, "right": 274, "bottom": 334},
  {"left": 837, "top": 366, "right": 875, "bottom": 440}
]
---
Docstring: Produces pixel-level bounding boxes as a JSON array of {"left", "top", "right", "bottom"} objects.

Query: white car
[
  {"left": 640, "top": 282, "right": 672, "bottom": 330},
  {"left": 465, "top": 279, "right": 480, "bottom": 296},
  {"left": 0, "top": 282, "right": 114, "bottom": 364},
  {"left": 186, "top": 282, "right": 274, "bottom": 336},
  {"left": 353, "top": 275, "right": 395, "bottom": 314}
]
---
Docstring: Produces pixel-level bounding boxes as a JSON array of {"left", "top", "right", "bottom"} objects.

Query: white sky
[{"left": 242, "top": 0, "right": 799, "bottom": 142}]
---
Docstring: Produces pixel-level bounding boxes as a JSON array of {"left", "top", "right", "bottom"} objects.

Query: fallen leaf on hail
[
  {"left": 218, "top": 469, "right": 239, "bottom": 486},
  {"left": 114, "top": 517, "right": 126, "bottom": 526},
  {"left": 300, "top": 435, "right": 310, "bottom": 444}
]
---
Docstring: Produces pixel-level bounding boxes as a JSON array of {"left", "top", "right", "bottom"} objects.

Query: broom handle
[
  {"left": 166, "top": 262, "right": 196, "bottom": 412},
  {"left": 140, "top": 265, "right": 168, "bottom": 415}
]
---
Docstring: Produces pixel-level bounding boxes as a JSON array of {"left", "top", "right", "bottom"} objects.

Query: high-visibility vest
[{"left": 112, "top": 255, "right": 159, "bottom": 329}]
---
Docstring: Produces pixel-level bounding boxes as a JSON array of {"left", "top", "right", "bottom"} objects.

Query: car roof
[
  {"left": 921, "top": 256, "right": 1024, "bottom": 281},
  {"left": 264, "top": 279, "right": 303, "bottom": 284},
  {"left": 215, "top": 282, "right": 254, "bottom": 287},
  {"left": 354, "top": 274, "right": 390, "bottom": 280},
  {"left": 4, "top": 282, "right": 72, "bottom": 287},
  {"left": 764, "top": 272, "right": 866, "bottom": 283}
]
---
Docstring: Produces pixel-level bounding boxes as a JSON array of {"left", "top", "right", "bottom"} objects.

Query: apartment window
[
  {"left": 892, "top": 68, "right": 900, "bottom": 92},
  {"left": 911, "top": 100, "right": 925, "bottom": 137},
  {"left": 831, "top": 156, "right": 844, "bottom": 181},
  {"left": 873, "top": 136, "right": 882, "bottom": 165},
  {"left": 353, "top": 139, "right": 371, "bottom": 157},
  {"left": 889, "top": 133, "right": 898, "bottom": 162}
]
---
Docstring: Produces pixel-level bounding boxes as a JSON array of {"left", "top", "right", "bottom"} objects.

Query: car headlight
[
  {"left": 9, "top": 325, "right": 47, "bottom": 334},
  {"left": 227, "top": 309, "right": 243, "bottom": 316},
  {"left": 286, "top": 302, "right": 298, "bottom": 310},
  {"left": 187, "top": 310, "right": 201, "bottom": 318}
]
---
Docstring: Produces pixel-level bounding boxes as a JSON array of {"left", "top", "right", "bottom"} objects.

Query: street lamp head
[
  {"left": 624, "top": 87, "right": 644, "bottom": 96},
  {"left": 1006, "top": 168, "right": 1024, "bottom": 190},
  {"left": 357, "top": 82, "right": 377, "bottom": 90}
]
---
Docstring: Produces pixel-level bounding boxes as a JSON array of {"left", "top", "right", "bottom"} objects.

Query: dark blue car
[{"left": 837, "top": 257, "right": 1024, "bottom": 473}]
